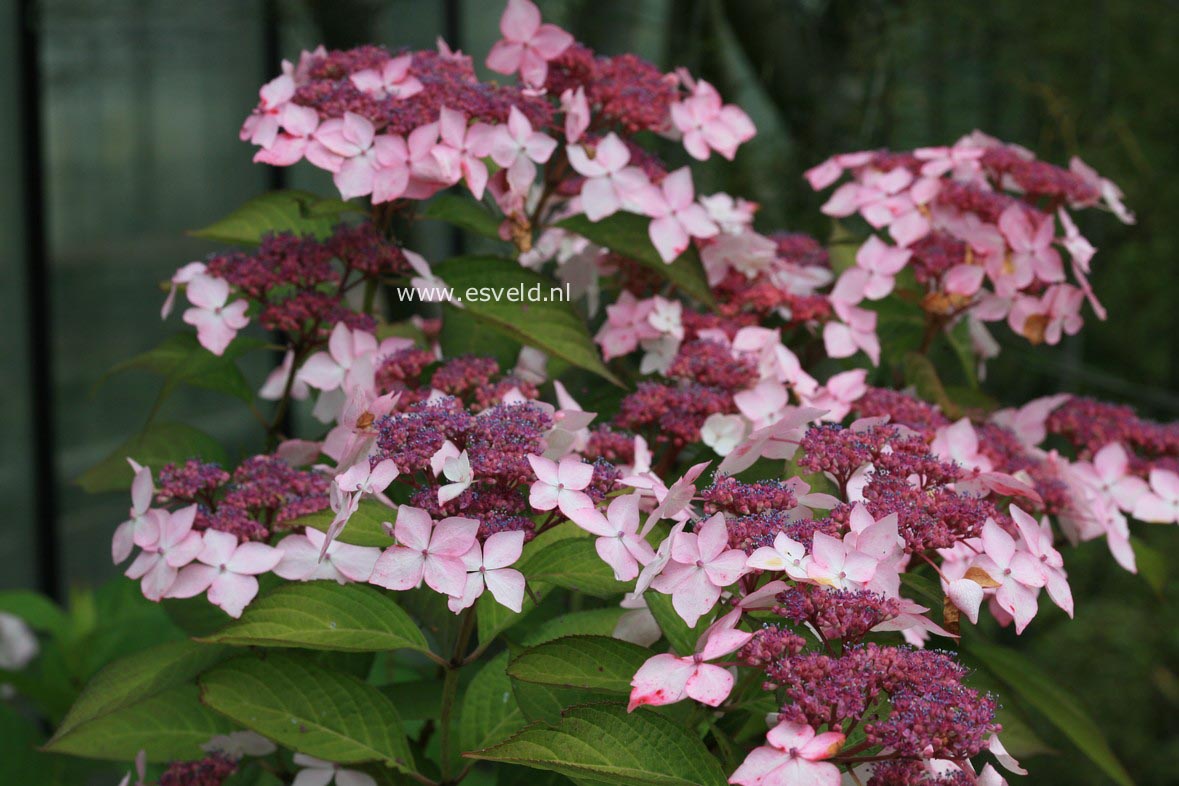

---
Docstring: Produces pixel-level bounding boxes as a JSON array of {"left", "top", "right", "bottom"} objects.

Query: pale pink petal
[
  {"left": 369, "top": 547, "right": 425, "bottom": 591},
  {"left": 209, "top": 572, "right": 261, "bottom": 618},
  {"left": 683, "top": 663, "right": 732, "bottom": 707},
  {"left": 483, "top": 568, "right": 526, "bottom": 612},
  {"left": 627, "top": 654, "right": 693, "bottom": 710},
  {"left": 429, "top": 517, "right": 480, "bottom": 557},
  {"left": 394, "top": 506, "right": 434, "bottom": 551},
  {"left": 422, "top": 554, "right": 468, "bottom": 596}
]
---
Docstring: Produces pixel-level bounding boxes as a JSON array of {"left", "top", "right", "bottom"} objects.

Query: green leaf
[
  {"left": 1130, "top": 536, "right": 1166, "bottom": 595},
  {"left": 477, "top": 586, "right": 543, "bottom": 647},
  {"left": 902, "top": 352, "right": 958, "bottom": 417},
  {"left": 899, "top": 571, "right": 945, "bottom": 611},
  {"left": 0, "top": 590, "right": 68, "bottom": 637},
  {"left": 422, "top": 193, "right": 505, "bottom": 241},
  {"left": 199, "top": 653, "right": 416, "bottom": 773},
  {"left": 45, "top": 640, "right": 231, "bottom": 761},
  {"left": 462, "top": 651, "right": 526, "bottom": 753},
  {"left": 433, "top": 256, "right": 621, "bottom": 385},
  {"left": 282, "top": 499, "right": 394, "bottom": 548},
  {"left": 826, "top": 220, "right": 859, "bottom": 275},
  {"left": 466, "top": 703, "right": 728, "bottom": 786},
  {"left": 869, "top": 298, "right": 927, "bottom": 360},
  {"left": 557, "top": 213, "right": 715, "bottom": 307},
  {"left": 190, "top": 190, "right": 361, "bottom": 245},
  {"left": 439, "top": 304, "right": 522, "bottom": 369},
  {"left": 508, "top": 636, "right": 650, "bottom": 694},
  {"left": 518, "top": 537, "right": 625, "bottom": 599},
  {"left": 512, "top": 680, "right": 602, "bottom": 726},
  {"left": 520, "top": 609, "right": 626, "bottom": 646},
  {"left": 76, "top": 421, "right": 228, "bottom": 494},
  {"left": 103, "top": 333, "right": 261, "bottom": 403},
  {"left": 644, "top": 592, "right": 704, "bottom": 656},
  {"left": 965, "top": 640, "right": 1135, "bottom": 786},
  {"left": 198, "top": 582, "right": 431, "bottom": 654},
  {"left": 946, "top": 319, "right": 980, "bottom": 389}
]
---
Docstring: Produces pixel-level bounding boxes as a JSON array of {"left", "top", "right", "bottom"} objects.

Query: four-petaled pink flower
[
  {"left": 485, "top": 0, "right": 573, "bottom": 87},
  {"left": 637, "top": 167, "right": 719, "bottom": 263},
  {"left": 998, "top": 204, "right": 1064, "bottom": 283},
  {"left": 168, "top": 529, "right": 282, "bottom": 618},
  {"left": 670, "top": 79, "right": 756, "bottom": 162},
  {"left": 1011, "top": 505, "right": 1073, "bottom": 617},
  {"left": 1073, "top": 442, "right": 1148, "bottom": 513},
  {"left": 310, "top": 112, "right": 391, "bottom": 199},
  {"left": 124, "top": 505, "right": 203, "bottom": 601},
  {"left": 432, "top": 107, "right": 494, "bottom": 199},
  {"left": 369, "top": 506, "right": 479, "bottom": 597},
  {"left": 349, "top": 53, "right": 423, "bottom": 99},
  {"left": 335, "top": 458, "right": 399, "bottom": 498},
  {"left": 567, "top": 133, "right": 651, "bottom": 222},
  {"left": 822, "top": 300, "right": 880, "bottom": 365},
  {"left": 831, "top": 236, "right": 912, "bottom": 303},
  {"left": 747, "top": 532, "right": 811, "bottom": 581},
  {"left": 569, "top": 493, "right": 655, "bottom": 581},
  {"left": 729, "top": 722, "right": 845, "bottom": 786},
  {"left": 650, "top": 513, "right": 748, "bottom": 626},
  {"left": 182, "top": 274, "right": 249, "bottom": 356},
  {"left": 931, "top": 418, "right": 995, "bottom": 473},
  {"left": 1133, "top": 468, "right": 1179, "bottom": 524},
  {"left": 297, "top": 323, "right": 384, "bottom": 399},
  {"left": 487, "top": 106, "right": 557, "bottom": 195},
  {"left": 806, "top": 531, "right": 879, "bottom": 591},
  {"left": 627, "top": 625, "right": 752, "bottom": 711},
  {"left": 527, "top": 455, "right": 595, "bottom": 518},
  {"left": 273, "top": 528, "right": 381, "bottom": 584},
  {"left": 974, "top": 519, "right": 1046, "bottom": 633},
  {"left": 449, "top": 530, "right": 526, "bottom": 613}
]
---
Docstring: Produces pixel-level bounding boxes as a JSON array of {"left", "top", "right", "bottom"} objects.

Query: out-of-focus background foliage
[{"left": 1, "top": 0, "right": 1175, "bottom": 783}]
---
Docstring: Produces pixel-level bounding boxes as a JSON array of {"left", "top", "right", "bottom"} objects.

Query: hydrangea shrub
[{"left": 3, "top": 1, "right": 1171, "bottom": 784}]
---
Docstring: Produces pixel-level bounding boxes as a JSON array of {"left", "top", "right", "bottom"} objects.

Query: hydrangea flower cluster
[
  {"left": 87, "top": 3, "right": 1177, "bottom": 786},
  {"left": 113, "top": 456, "right": 328, "bottom": 616},
  {"left": 807, "top": 134, "right": 1135, "bottom": 358},
  {"left": 164, "top": 222, "right": 408, "bottom": 357}
]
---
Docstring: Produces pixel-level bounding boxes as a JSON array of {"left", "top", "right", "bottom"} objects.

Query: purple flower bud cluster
[
  {"left": 666, "top": 340, "right": 759, "bottom": 391},
  {"left": 376, "top": 397, "right": 570, "bottom": 540},
  {"left": 583, "top": 426, "right": 637, "bottom": 465},
  {"left": 979, "top": 146, "right": 1100, "bottom": 205},
  {"left": 156, "top": 460, "right": 230, "bottom": 504},
  {"left": 156, "top": 754, "right": 237, "bottom": 786},
  {"left": 615, "top": 382, "right": 733, "bottom": 447},
  {"left": 292, "top": 46, "right": 552, "bottom": 135},
  {"left": 204, "top": 226, "right": 395, "bottom": 339},
  {"left": 775, "top": 584, "right": 902, "bottom": 644},
  {"left": 737, "top": 625, "right": 806, "bottom": 669},
  {"left": 375, "top": 397, "right": 474, "bottom": 472},
  {"left": 868, "top": 761, "right": 973, "bottom": 785},
  {"left": 854, "top": 387, "right": 949, "bottom": 432},
  {"left": 861, "top": 471, "right": 998, "bottom": 552},
  {"left": 701, "top": 476, "right": 798, "bottom": 516},
  {"left": 158, "top": 454, "right": 331, "bottom": 542},
  {"left": 1047, "top": 395, "right": 1179, "bottom": 459},
  {"left": 546, "top": 46, "right": 677, "bottom": 134},
  {"left": 798, "top": 424, "right": 892, "bottom": 490},
  {"left": 767, "top": 644, "right": 998, "bottom": 760}
]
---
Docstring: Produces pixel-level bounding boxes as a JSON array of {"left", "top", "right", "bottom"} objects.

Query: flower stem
[{"left": 439, "top": 608, "right": 477, "bottom": 783}]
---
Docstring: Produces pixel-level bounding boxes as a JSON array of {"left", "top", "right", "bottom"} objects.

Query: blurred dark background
[{"left": 2, "top": 0, "right": 1176, "bottom": 782}]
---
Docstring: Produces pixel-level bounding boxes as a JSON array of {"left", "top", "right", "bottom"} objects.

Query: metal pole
[{"left": 17, "top": 0, "right": 61, "bottom": 600}]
